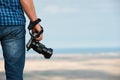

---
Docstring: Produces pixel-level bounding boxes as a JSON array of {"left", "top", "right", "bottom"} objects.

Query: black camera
[
  {"left": 26, "top": 38, "right": 53, "bottom": 59},
  {"left": 26, "top": 18, "right": 53, "bottom": 59}
]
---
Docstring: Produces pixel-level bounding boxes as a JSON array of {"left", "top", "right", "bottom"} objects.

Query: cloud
[{"left": 44, "top": 5, "right": 79, "bottom": 14}]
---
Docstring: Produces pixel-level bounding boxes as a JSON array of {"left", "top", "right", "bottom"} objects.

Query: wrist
[
  {"left": 31, "top": 18, "right": 40, "bottom": 22},
  {"left": 30, "top": 17, "right": 38, "bottom": 22},
  {"left": 28, "top": 18, "right": 41, "bottom": 30}
]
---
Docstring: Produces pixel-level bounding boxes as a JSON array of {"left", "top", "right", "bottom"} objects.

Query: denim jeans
[{"left": 0, "top": 25, "right": 26, "bottom": 80}]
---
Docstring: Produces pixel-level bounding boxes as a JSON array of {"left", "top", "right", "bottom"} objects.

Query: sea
[{"left": 54, "top": 47, "right": 120, "bottom": 54}]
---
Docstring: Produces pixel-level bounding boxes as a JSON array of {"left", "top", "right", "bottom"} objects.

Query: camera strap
[
  {"left": 28, "top": 18, "right": 41, "bottom": 30},
  {"left": 28, "top": 18, "right": 44, "bottom": 38}
]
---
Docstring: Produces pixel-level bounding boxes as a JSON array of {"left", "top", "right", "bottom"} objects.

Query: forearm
[
  {"left": 20, "top": 0, "right": 43, "bottom": 41},
  {"left": 20, "top": 0, "right": 38, "bottom": 21}
]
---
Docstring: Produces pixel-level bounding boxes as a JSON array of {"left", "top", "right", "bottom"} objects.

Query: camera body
[
  {"left": 26, "top": 18, "right": 53, "bottom": 59},
  {"left": 26, "top": 38, "right": 53, "bottom": 59}
]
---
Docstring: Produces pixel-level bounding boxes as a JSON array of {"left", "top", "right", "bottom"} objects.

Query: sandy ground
[{"left": 0, "top": 53, "right": 120, "bottom": 80}]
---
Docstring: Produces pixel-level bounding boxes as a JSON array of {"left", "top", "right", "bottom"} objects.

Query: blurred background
[{"left": 27, "top": 0, "right": 120, "bottom": 53}]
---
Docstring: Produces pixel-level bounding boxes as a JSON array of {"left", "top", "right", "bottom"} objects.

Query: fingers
[
  {"left": 32, "top": 24, "right": 43, "bottom": 41},
  {"left": 35, "top": 24, "right": 41, "bottom": 32},
  {"left": 35, "top": 33, "right": 43, "bottom": 41}
]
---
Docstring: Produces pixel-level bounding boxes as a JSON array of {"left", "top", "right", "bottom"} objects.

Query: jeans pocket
[{"left": 3, "top": 25, "right": 26, "bottom": 41}]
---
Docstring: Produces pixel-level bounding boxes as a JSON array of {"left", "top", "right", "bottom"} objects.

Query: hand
[{"left": 32, "top": 24, "right": 43, "bottom": 41}]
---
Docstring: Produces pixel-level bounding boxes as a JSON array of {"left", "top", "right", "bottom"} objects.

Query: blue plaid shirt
[{"left": 0, "top": 0, "right": 26, "bottom": 26}]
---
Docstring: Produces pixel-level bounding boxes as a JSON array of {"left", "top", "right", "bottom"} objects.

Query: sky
[
  {"left": 27, "top": 0, "right": 120, "bottom": 49},
  {"left": 0, "top": 0, "right": 120, "bottom": 51}
]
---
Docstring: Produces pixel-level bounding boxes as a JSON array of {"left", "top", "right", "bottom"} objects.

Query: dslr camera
[{"left": 26, "top": 18, "right": 53, "bottom": 59}]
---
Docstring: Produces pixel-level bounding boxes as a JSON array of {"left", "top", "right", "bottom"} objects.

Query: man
[{"left": 0, "top": 0, "right": 43, "bottom": 80}]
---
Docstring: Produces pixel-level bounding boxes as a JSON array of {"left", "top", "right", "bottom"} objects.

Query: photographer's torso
[{"left": 0, "top": 0, "right": 26, "bottom": 26}]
